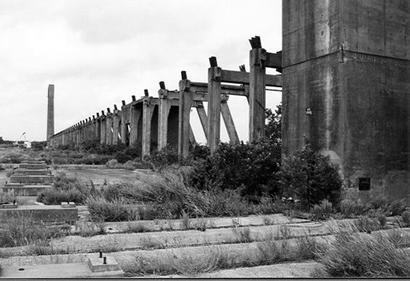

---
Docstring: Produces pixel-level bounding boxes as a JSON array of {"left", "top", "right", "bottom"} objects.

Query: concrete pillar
[
  {"left": 105, "top": 109, "right": 113, "bottom": 145},
  {"left": 207, "top": 58, "right": 222, "bottom": 155},
  {"left": 221, "top": 95, "right": 240, "bottom": 145},
  {"left": 249, "top": 44, "right": 266, "bottom": 143},
  {"left": 158, "top": 86, "right": 171, "bottom": 151},
  {"left": 113, "top": 106, "right": 120, "bottom": 145},
  {"left": 142, "top": 97, "right": 155, "bottom": 157},
  {"left": 196, "top": 102, "right": 208, "bottom": 141},
  {"left": 47, "top": 84, "right": 54, "bottom": 141},
  {"left": 178, "top": 73, "right": 193, "bottom": 159},
  {"left": 100, "top": 112, "right": 106, "bottom": 145},
  {"left": 282, "top": 0, "right": 410, "bottom": 200},
  {"left": 129, "top": 105, "right": 142, "bottom": 147}
]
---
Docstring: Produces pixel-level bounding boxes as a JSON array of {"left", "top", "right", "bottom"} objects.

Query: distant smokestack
[{"left": 47, "top": 84, "right": 55, "bottom": 141}]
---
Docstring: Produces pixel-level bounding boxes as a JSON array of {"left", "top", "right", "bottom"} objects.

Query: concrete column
[
  {"left": 196, "top": 102, "right": 208, "bottom": 141},
  {"left": 207, "top": 58, "right": 222, "bottom": 155},
  {"left": 129, "top": 105, "right": 142, "bottom": 147},
  {"left": 100, "top": 112, "right": 106, "bottom": 145},
  {"left": 178, "top": 74, "right": 193, "bottom": 159},
  {"left": 249, "top": 46, "right": 266, "bottom": 143},
  {"left": 158, "top": 87, "right": 171, "bottom": 151},
  {"left": 221, "top": 95, "right": 240, "bottom": 145},
  {"left": 142, "top": 98, "right": 155, "bottom": 157},
  {"left": 105, "top": 110, "right": 113, "bottom": 145},
  {"left": 113, "top": 109, "right": 120, "bottom": 145}
]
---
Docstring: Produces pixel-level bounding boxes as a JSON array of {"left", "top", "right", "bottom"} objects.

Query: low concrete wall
[
  {"left": 9, "top": 175, "right": 53, "bottom": 184},
  {"left": 2, "top": 184, "right": 51, "bottom": 196},
  {"left": 0, "top": 205, "right": 78, "bottom": 224}
]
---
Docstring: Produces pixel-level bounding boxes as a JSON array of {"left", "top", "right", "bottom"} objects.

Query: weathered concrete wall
[{"left": 282, "top": 0, "right": 410, "bottom": 200}]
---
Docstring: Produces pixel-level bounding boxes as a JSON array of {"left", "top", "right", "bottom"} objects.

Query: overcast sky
[{"left": 0, "top": 0, "right": 282, "bottom": 143}]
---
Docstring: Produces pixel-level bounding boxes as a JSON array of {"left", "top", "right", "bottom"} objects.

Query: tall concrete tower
[
  {"left": 47, "top": 84, "right": 55, "bottom": 141},
  {"left": 282, "top": 0, "right": 410, "bottom": 201}
]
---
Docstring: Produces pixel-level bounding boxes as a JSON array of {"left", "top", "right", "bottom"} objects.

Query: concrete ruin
[
  {"left": 282, "top": 0, "right": 410, "bottom": 200},
  {"left": 49, "top": 0, "right": 410, "bottom": 200},
  {"left": 49, "top": 39, "right": 282, "bottom": 158}
]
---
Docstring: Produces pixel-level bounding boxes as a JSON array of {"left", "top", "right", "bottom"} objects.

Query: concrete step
[
  {"left": 13, "top": 169, "right": 51, "bottom": 176},
  {"left": 2, "top": 184, "right": 52, "bottom": 196},
  {"left": 19, "top": 163, "right": 48, "bottom": 170},
  {"left": 21, "top": 160, "right": 46, "bottom": 165},
  {"left": 9, "top": 175, "right": 54, "bottom": 185},
  {"left": 0, "top": 205, "right": 78, "bottom": 224},
  {"left": 1, "top": 263, "right": 124, "bottom": 278}
]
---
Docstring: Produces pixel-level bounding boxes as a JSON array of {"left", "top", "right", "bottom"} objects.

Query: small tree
[{"left": 280, "top": 146, "right": 342, "bottom": 209}]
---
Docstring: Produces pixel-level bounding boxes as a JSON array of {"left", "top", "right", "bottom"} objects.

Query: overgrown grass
[
  {"left": 0, "top": 214, "right": 68, "bottom": 247},
  {"left": 315, "top": 231, "right": 410, "bottom": 277},
  {"left": 37, "top": 172, "right": 94, "bottom": 205},
  {"left": 87, "top": 197, "right": 137, "bottom": 222}
]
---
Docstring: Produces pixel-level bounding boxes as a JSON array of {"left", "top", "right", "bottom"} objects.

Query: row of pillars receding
[{"left": 49, "top": 37, "right": 283, "bottom": 158}]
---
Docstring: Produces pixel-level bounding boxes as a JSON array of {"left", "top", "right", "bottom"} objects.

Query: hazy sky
[{"left": 0, "top": 0, "right": 282, "bottom": 143}]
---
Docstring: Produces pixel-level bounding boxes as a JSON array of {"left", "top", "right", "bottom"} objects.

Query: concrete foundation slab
[
  {"left": 9, "top": 175, "right": 53, "bottom": 184},
  {"left": 13, "top": 169, "right": 51, "bottom": 176},
  {"left": 87, "top": 254, "right": 121, "bottom": 272},
  {"left": 1, "top": 263, "right": 124, "bottom": 278},
  {"left": 19, "top": 163, "right": 48, "bottom": 170},
  {"left": 0, "top": 205, "right": 78, "bottom": 224},
  {"left": 2, "top": 184, "right": 52, "bottom": 196}
]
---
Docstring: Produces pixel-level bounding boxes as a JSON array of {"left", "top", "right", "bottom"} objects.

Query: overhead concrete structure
[
  {"left": 46, "top": 84, "right": 54, "bottom": 141},
  {"left": 49, "top": 38, "right": 282, "bottom": 159},
  {"left": 282, "top": 0, "right": 410, "bottom": 200}
]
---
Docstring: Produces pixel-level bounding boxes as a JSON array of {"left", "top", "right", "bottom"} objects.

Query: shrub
[
  {"left": 354, "top": 216, "right": 381, "bottom": 233},
  {"left": 389, "top": 200, "right": 407, "bottom": 216},
  {"left": 0, "top": 215, "right": 65, "bottom": 247},
  {"left": 377, "top": 214, "right": 387, "bottom": 228},
  {"left": 280, "top": 146, "right": 342, "bottom": 209},
  {"left": 37, "top": 189, "right": 86, "bottom": 205},
  {"left": 340, "top": 199, "right": 368, "bottom": 218},
  {"left": 317, "top": 232, "right": 410, "bottom": 277},
  {"left": 189, "top": 139, "right": 282, "bottom": 198},
  {"left": 87, "top": 197, "right": 137, "bottom": 222},
  {"left": 37, "top": 173, "right": 89, "bottom": 204},
  {"left": 148, "top": 146, "right": 179, "bottom": 169},
  {"left": 103, "top": 183, "right": 142, "bottom": 203},
  {"left": 311, "top": 199, "right": 333, "bottom": 221},
  {"left": 401, "top": 211, "right": 410, "bottom": 227}
]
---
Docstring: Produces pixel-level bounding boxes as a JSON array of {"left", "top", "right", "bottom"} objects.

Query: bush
[
  {"left": 401, "top": 211, "right": 410, "bottom": 227},
  {"left": 317, "top": 232, "right": 410, "bottom": 277},
  {"left": 148, "top": 146, "right": 179, "bottom": 169},
  {"left": 340, "top": 199, "right": 368, "bottom": 218},
  {"left": 354, "top": 216, "right": 381, "bottom": 233},
  {"left": 279, "top": 146, "right": 342, "bottom": 209},
  {"left": 37, "top": 189, "right": 86, "bottom": 205},
  {"left": 103, "top": 183, "right": 142, "bottom": 203},
  {"left": 37, "top": 173, "right": 89, "bottom": 205},
  {"left": 87, "top": 197, "right": 137, "bottom": 222},
  {"left": 389, "top": 200, "right": 407, "bottom": 216},
  {"left": 0, "top": 215, "right": 65, "bottom": 247},
  {"left": 311, "top": 199, "right": 333, "bottom": 221},
  {"left": 190, "top": 139, "right": 281, "bottom": 198}
]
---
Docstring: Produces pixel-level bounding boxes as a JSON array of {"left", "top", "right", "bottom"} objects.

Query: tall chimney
[{"left": 47, "top": 84, "right": 54, "bottom": 141}]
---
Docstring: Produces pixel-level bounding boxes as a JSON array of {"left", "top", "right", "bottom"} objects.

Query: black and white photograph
[{"left": 0, "top": 0, "right": 409, "bottom": 278}]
